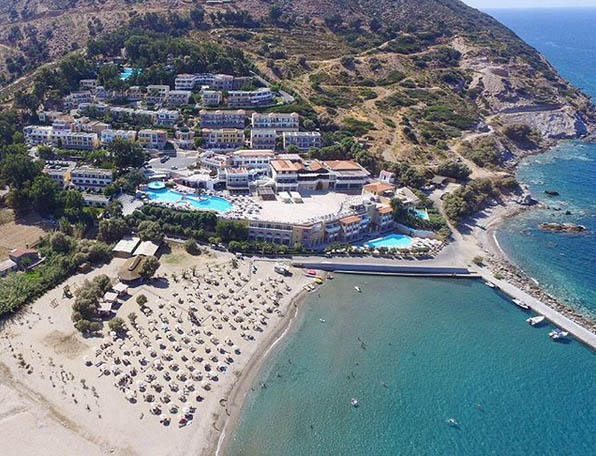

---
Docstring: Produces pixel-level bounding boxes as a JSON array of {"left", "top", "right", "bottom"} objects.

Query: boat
[
  {"left": 447, "top": 418, "right": 458, "bottom": 427},
  {"left": 512, "top": 298, "right": 530, "bottom": 310},
  {"left": 549, "top": 329, "right": 569, "bottom": 341},
  {"left": 319, "top": 319, "right": 326, "bottom": 323},
  {"left": 485, "top": 281, "right": 496, "bottom": 288},
  {"left": 354, "top": 286, "right": 362, "bottom": 293},
  {"left": 526, "top": 316, "right": 546, "bottom": 326},
  {"left": 327, "top": 274, "right": 334, "bottom": 280},
  {"left": 350, "top": 398, "right": 359, "bottom": 407}
]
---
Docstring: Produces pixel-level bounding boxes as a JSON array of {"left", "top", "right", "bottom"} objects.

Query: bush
[
  {"left": 436, "top": 160, "right": 471, "bottom": 181},
  {"left": 108, "top": 317, "right": 126, "bottom": 333},
  {"left": 184, "top": 238, "right": 199, "bottom": 254}
]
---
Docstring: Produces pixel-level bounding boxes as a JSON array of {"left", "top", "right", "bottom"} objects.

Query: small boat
[
  {"left": 447, "top": 418, "right": 458, "bottom": 427},
  {"left": 512, "top": 298, "right": 530, "bottom": 310},
  {"left": 549, "top": 329, "right": 569, "bottom": 341},
  {"left": 527, "top": 316, "right": 546, "bottom": 326},
  {"left": 350, "top": 398, "right": 359, "bottom": 407},
  {"left": 319, "top": 319, "right": 326, "bottom": 323},
  {"left": 485, "top": 281, "right": 496, "bottom": 288},
  {"left": 354, "top": 286, "right": 362, "bottom": 293},
  {"left": 327, "top": 274, "right": 334, "bottom": 280}
]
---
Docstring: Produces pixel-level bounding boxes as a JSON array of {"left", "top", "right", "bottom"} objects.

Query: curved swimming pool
[
  {"left": 145, "top": 188, "right": 233, "bottom": 212},
  {"left": 365, "top": 233, "right": 414, "bottom": 249}
]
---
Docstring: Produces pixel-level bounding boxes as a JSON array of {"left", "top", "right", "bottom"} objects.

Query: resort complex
[{"left": 2, "top": 4, "right": 596, "bottom": 456}]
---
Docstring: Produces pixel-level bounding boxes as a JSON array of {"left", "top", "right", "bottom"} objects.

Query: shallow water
[{"left": 226, "top": 275, "right": 596, "bottom": 455}]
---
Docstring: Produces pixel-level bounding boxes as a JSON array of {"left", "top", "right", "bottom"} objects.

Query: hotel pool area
[
  {"left": 147, "top": 181, "right": 166, "bottom": 190},
  {"left": 119, "top": 67, "right": 135, "bottom": 80},
  {"left": 365, "top": 233, "right": 414, "bottom": 249},
  {"left": 415, "top": 208, "right": 429, "bottom": 220},
  {"left": 145, "top": 188, "right": 233, "bottom": 212}
]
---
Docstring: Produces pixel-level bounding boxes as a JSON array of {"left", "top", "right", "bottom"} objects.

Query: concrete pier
[{"left": 475, "top": 268, "right": 596, "bottom": 351}]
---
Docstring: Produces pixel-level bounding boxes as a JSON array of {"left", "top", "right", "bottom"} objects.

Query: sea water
[
  {"left": 489, "top": 8, "right": 596, "bottom": 315},
  {"left": 225, "top": 9, "right": 596, "bottom": 455},
  {"left": 226, "top": 275, "right": 596, "bottom": 455}
]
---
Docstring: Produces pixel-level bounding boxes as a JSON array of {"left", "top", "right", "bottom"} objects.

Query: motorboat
[
  {"left": 512, "top": 298, "right": 530, "bottom": 310},
  {"left": 354, "top": 286, "right": 362, "bottom": 293},
  {"left": 485, "top": 281, "right": 496, "bottom": 288},
  {"left": 319, "top": 319, "right": 326, "bottom": 323},
  {"left": 447, "top": 418, "right": 459, "bottom": 427},
  {"left": 549, "top": 329, "right": 569, "bottom": 341},
  {"left": 350, "top": 398, "right": 359, "bottom": 407},
  {"left": 526, "top": 316, "right": 546, "bottom": 326}
]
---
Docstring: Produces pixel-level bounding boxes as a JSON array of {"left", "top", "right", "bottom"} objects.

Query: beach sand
[{"left": 0, "top": 250, "right": 312, "bottom": 456}]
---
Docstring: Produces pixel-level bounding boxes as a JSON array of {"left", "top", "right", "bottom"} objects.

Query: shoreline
[
  {"left": 204, "top": 287, "right": 311, "bottom": 456},
  {"left": 477, "top": 197, "right": 596, "bottom": 335}
]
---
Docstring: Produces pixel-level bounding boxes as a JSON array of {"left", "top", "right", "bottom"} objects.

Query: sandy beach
[{"left": 0, "top": 249, "right": 312, "bottom": 456}]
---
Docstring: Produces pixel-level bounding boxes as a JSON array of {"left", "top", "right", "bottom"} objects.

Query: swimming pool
[
  {"left": 365, "top": 233, "right": 414, "bottom": 249},
  {"left": 120, "top": 68, "right": 135, "bottom": 80},
  {"left": 147, "top": 181, "right": 166, "bottom": 190},
  {"left": 145, "top": 188, "right": 233, "bottom": 212},
  {"left": 414, "top": 208, "right": 429, "bottom": 220}
]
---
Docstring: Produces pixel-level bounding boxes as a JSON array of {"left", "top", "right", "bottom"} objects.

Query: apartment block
[
  {"left": 251, "top": 112, "right": 299, "bottom": 132},
  {"left": 199, "top": 110, "right": 246, "bottom": 129},
  {"left": 100, "top": 129, "right": 137, "bottom": 144},
  {"left": 250, "top": 129, "right": 277, "bottom": 149},
  {"left": 70, "top": 166, "right": 113, "bottom": 190},
  {"left": 282, "top": 131, "right": 322, "bottom": 151},
  {"left": 202, "top": 128, "right": 245, "bottom": 150},
  {"left": 138, "top": 129, "right": 168, "bottom": 150},
  {"left": 165, "top": 90, "right": 192, "bottom": 107}
]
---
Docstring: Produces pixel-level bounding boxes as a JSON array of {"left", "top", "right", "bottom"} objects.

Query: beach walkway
[{"left": 475, "top": 268, "right": 596, "bottom": 351}]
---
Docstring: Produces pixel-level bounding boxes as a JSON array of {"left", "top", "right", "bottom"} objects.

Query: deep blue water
[
  {"left": 489, "top": 8, "right": 596, "bottom": 315},
  {"left": 227, "top": 276, "right": 596, "bottom": 455},
  {"left": 225, "top": 10, "right": 596, "bottom": 456}
]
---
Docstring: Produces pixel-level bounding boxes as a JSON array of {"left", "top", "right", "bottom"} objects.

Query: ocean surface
[
  {"left": 225, "top": 9, "right": 596, "bottom": 456},
  {"left": 488, "top": 8, "right": 596, "bottom": 315},
  {"left": 226, "top": 275, "right": 596, "bottom": 455}
]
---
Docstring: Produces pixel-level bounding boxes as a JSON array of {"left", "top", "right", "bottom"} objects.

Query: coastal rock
[
  {"left": 538, "top": 222, "right": 587, "bottom": 233},
  {"left": 515, "top": 192, "right": 536, "bottom": 206}
]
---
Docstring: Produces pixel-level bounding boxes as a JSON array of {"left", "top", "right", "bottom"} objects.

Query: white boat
[
  {"left": 512, "top": 298, "right": 530, "bottom": 310},
  {"left": 485, "top": 281, "right": 496, "bottom": 288},
  {"left": 447, "top": 418, "right": 458, "bottom": 427},
  {"left": 319, "top": 319, "right": 326, "bottom": 323},
  {"left": 350, "top": 398, "right": 359, "bottom": 407},
  {"left": 527, "top": 316, "right": 546, "bottom": 326},
  {"left": 549, "top": 329, "right": 569, "bottom": 341},
  {"left": 354, "top": 286, "right": 362, "bottom": 293}
]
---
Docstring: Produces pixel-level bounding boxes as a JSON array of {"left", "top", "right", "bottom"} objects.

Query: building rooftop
[
  {"left": 324, "top": 160, "right": 365, "bottom": 172},
  {"left": 340, "top": 215, "right": 361, "bottom": 225},
  {"left": 271, "top": 159, "right": 303, "bottom": 173},
  {"left": 134, "top": 240, "right": 160, "bottom": 257},
  {"left": 113, "top": 236, "right": 141, "bottom": 255},
  {"left": 363, "top": 182, "right": 396, "bottom": 194}
]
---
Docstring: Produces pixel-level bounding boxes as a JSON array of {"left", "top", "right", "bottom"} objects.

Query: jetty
[
  {"left": 475, "top": 268, "right": 596, "bottom": 351},
  {"left": 292, "top": 261, "right": 477, "bottom": 278}
]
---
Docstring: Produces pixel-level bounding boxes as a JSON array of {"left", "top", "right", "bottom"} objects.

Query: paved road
[{"left": 251, "top": 72, "right": 295, "bottom": 104}]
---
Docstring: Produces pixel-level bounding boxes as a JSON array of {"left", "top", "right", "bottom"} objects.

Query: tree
[
  {"left": 0, "top": 153, "right": 41, "bottom": 189},
  {"left": 49, "top": 232, "right": 71, "bottom": 253},
  {"left": 136, "top": 294, "right": 148, "bottom": 307},
  {"left": 28, "top": 174, "right": 62, "bottom": 214},
  {"left": 108, "top": 138, "right": 145, "bottom": 170},
  {"left": 436, "top": 160, "right": 471, "bottom": 181},
  {"left": 137, "top": 220, "right": 164, "bottom": 242},
  {"left": 63, "top": 190, "right": 85, "bottom": 222},
  {"left": 98, "top": 217, "right": 130, "bottom": 243},
  {"left": 190, "top": 7, "right": 205, "bottom": 25},
  {"left": 108, "top": 317, "right": 126, "bottom": 333},
  {"left": 215, "top": 219, "right": 249, "bottom": 243},
  {"left": 140, "top": 256, "right": 160, "bottom": 280},
  {"left": 184, "top": 238, "right": 198, "bottom": 254},
  {"left": 127, "top": 312, "right": 138, "bottom": 325}
]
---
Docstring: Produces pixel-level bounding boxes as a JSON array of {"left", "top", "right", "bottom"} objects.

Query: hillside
[{"left": 0, "top": 0, "right": 593, "bottom": 170}]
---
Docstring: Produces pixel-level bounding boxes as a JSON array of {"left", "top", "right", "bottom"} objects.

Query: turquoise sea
[
  {"left": 227, "top": 275, "right": 596, "bottom": 455},
  {"left": 489, "top": 8, "right": 596, "bottom": 315},
  {"left": 225, "top": 9, "right": 596, "bottom": 456}
]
